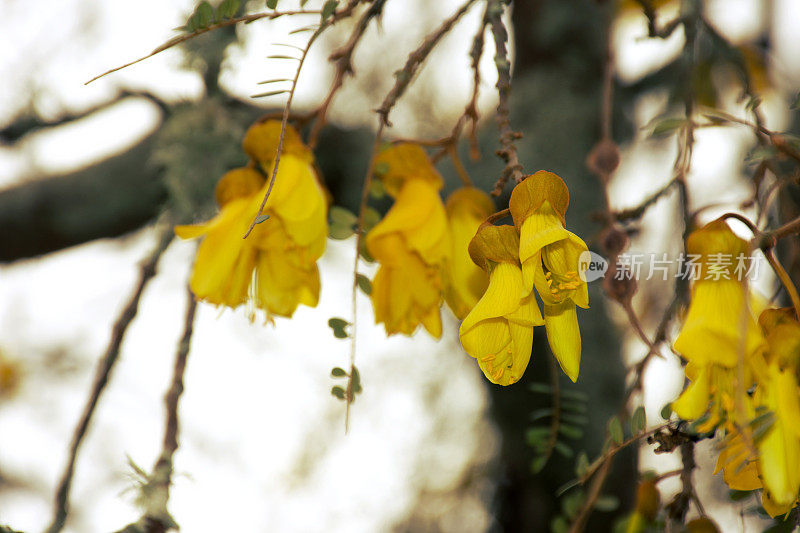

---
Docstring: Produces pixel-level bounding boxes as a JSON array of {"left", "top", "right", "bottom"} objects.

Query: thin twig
[
  {"left": 47, "top": 227, "right": 174, "bottom": 533},
  {"left": 345, "top": 121, "right": 385, "bottom": 432},
  {"left": 85, "top": 10, "right": 322, "bottom": 85},
  {"left": 308, "top": 0, "right": 387, "bottom": 148},
  {"left": 143, "top": 284, "right": 198, "bottom": 531},
  {"left": 376, "top": 0, "right": 478, "bottom": 126},
  {"left": 244, "top": 5, "right": 361, "bottom": 238},
  {"left": 488, "top": 0, "right": 525, "bottom": 196}
]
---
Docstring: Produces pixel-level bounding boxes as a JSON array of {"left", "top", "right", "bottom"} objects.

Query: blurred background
[{"left": 0, "top": 0, "right": 798, "bottom": 531}]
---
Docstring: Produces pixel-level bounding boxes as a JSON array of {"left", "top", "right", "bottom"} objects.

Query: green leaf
[
  {"left": 528, "top": 382, "right": 552, "bottom": 394},
  {"left": 562, "top": 401, "right": 587, "bottom": 414},
  {"left": 196, "top": 1, "right": 215, "bottom": 27},
  {"left": 373, "top": 161, "right": 390, "bottom": 177},
  {"left": 558, "top": 424, "right": 583, "bottom": 440},
  {"left": 328, "top": 317, "right": 350, "bottom": 339},
  {"left": 550, "top": 515, "right": 569, "bottom": 533},
  {"left": 251, "top": 89, "right": 288, "bottom": 99},
  {"left": 553, "top": 441, "right": 574, "bottom": 458},
  {"left": 561, "top": 388, "right": 589, "bottom": 402},
  {"left": 608, "top": 416, "right": 624, "bottom": 445},
  {"left": 266, "top": 0, "right": 279, "bottom": 9},
  {"left": 531, "top": 455, "right": 548, "bottom": 474},
  {"left": 525, "top": 427, "right": 551, "bottom": 448},
  {"left": 321, "top": 0, "right": 338, "bottom": 22},
  {"left": 561, "top": 489, "right": 585, "bottom": 519},
  {"left": 529, "top": 408, "right": 554, "bottom": 422},
  {"left": 561, "top": 413, "right": 588, "bottom": 426},
  {"left": 630, "top": 406, "right": 646, "bottom": 434},
  {"left": 650, "top": 117, "right": 688, "bottom": 137},
  {"left": 329, "top": 223, "right": 355, "bottom": 240},
  {"left": 330, "top": 206, "right": 358, "bottom": 226},
  {"left": 356, "top": 273, "right": 372, "bottom": 295},
  {"left": 369, "top": 178, "right": 386, "bottom": 199},
  {"left": 331, "top": 367, "right": 347, "bottom": 377},
  {"left": 660, "top": 403, "right": 672, "bottom": 420},
  {"left": 594, "top": 495, "right": 619, "bottom": 512},
  {"left": 574, "top": 451, "right": 589, "bottom": 477},
  {"left": 331, "top": 386, "right": 345, "bottom": 400},
  {"left": 359, "top": 240, "right": 374, "bottom": 263},
  {"left": 362, "top": 207, "right": 381, "bottom": 232},
  {"left": 352, "top": 366, "right": 362, "bottom": 394},
  {"left": 218, "top": 0, "right": 240, "bottom": 19},
  {"left": 254, "top": 214, "right": 270, "bottom": 224}
]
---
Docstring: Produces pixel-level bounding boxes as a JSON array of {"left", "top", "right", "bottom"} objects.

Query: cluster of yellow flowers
[
  {"left": 669, "top": 218, "right": 800, "bottom": 516},
  {"left": 178, "top": 135, "right": 589, "bottom": 387},
  {"left": 458, "top": 171, "right": 589, "bottom": 385},
  {"left": 364, "top": 145, "right": 588, "bottom": 385},
  {"left": 176, "top": 120, "right": 327, "bottom": 321}
]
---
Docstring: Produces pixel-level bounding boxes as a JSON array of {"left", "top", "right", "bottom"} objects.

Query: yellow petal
[
  {"left": 215, "top": 167, "right": 265, "bottom": 207},
  {"left": 374, "top": 143, "right": 444, "bottom": 197},
  {"left": 509, "top": 171, "right": 570, "bottom": 227},
  {"left": 460, "top": 262, "right": 525, "bottom": 334},
  {"left": 543, "top": 300, "right": 581, "bottom": 382},
  {"left": 674, "top": 280, "right": 765, "bottom": 367},
  {"left": 671, "top": 364, "right": 711, "bottom": 420},
  {"left": 242, "top": 120, "right": 313, "bottom": 164}
]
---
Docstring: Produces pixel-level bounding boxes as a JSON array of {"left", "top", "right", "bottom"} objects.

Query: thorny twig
[
  {"left": 307, "top": 0, "right": 387, "bottom": 148},
  {"left": 131, "top": 284, "right": 198, "bottom": 533},
  {"left": 376, "top": 0, "right": 479, "bottom": 127},
  {"left": 488, "top": 0, "right": 524, "bottom": 196},
  {"left": 48, "top": 227, "right": 174, "bottom": 533}
]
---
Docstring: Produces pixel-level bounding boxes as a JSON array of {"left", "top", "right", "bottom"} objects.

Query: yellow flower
[
  {"left": 714, "top": 427, "right": 761, "bottom": 491},
  {"left": 673, "top": 219, "right": 765, "bottom": 369},
  {"left": 444, "top": 187, "right": 495, "bottom": 319},
  {"left": 242, "top": 120, "right": 313, "bottom": 165},
  {"left": 509, "top": 171, "right": 588, "bottom": 382},
  {"left": 459, "top": 225, "right": 544, "bottom": 386},
  {"left": 757, "top": 361, "right": 800, "bottom": 507},
  {"left": 366, "top": 144, "right": 449, "bottom": 338},
  {"left": 176, "top": 122, "right": 327, "bottom": 319}
]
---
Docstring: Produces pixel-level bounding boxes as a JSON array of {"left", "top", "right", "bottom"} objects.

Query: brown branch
[
  {"left": 488, "top": 0, "right": 524, "bottom": 196},
  {"left": 141, "top": 283, "right": 198, "bottom": 532},
  {"left": 85, "top": 10, "right": 323, "bottom": 85},
  {"left": 376, "top": 0, "right": 478, "bottom": 126},
  {"left": 632, "top": 0, "right": 683, "bottom": 39},
  {"left": 47, "top": 226, "right": 174, "bottom": 533},
  {"left": 307, "top": 0, "right": 387, "bottom": 148}
]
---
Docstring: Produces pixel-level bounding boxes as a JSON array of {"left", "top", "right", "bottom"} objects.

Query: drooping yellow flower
[
  {"left": 176, "top": 121, "right": 327, "bottom": 319},
  {"left": 459, "top": 225, "right": 544, "bottom": 386},
  {"left": 509, "top": 171, "right": 588, "bottom": 382},
  {"left": 670, "top": 219, "right": 766, "bottom": 423},
  {"left": 366, "top": 143, "right": 449, "bottom": 338},
  {"left": 673, "top": 219, "right": 765, "bottom": 368},
  {"left": 444, "top": 187, "right": 495, "bottom": 319},
  {"left": 757, "top": 361, "right": 800, "bottom": 507}
]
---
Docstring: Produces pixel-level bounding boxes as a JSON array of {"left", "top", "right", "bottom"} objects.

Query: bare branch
[{"left": 47, "top": 226, "right": 174, "bottom": 533}]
